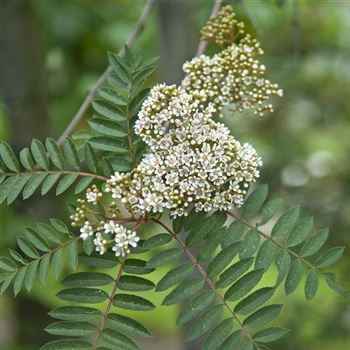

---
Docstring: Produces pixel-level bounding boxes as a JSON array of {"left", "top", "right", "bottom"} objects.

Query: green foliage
[
  {"left": 0, "top": 219, "right": 79, "bottom": 295},
  {"left": 0, "top": 138, "right": 105, "bottom": 203}
]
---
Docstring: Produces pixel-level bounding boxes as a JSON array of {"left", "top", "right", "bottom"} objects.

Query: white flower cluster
[
  {"left": 182, "top": 37, "right": 283, "bottom": 116},
  {"left": 80, "top": 220, "right": 139, "bottom": 256},
  {"left": 105, "top": 86, "right": 262, "bottom": 217}
]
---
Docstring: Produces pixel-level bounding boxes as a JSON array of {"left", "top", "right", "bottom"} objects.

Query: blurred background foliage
[{"left": 0, "top": 0, "right": 349, "bottom": 349}]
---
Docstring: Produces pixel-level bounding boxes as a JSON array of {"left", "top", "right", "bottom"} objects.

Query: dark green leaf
[
  {"left": 221, "top": 330, "right": 242, "bottom": 350},
  {"left": 46, "top": 138, "right": 64, "bottom": 169},
  {"left": 17, "top": 236, "right": 39, "bottom": 258},
  {"left": 36, "top": 222, "right": 62, "bottom": 243},
  {"left": 300, "top": 228, "right": 329, "bottom": 257},
  {"left": 113, "top": 294, "right": 155, "bottom": 311},
  {"left": 62, "top": 272, "right": 113, "bottom": 287},
  {"left": 207, "top": 242, "right": 241, "bottom": 277},
  {"left": 24, "top": 228, "right": 50, "bottom": 252},
  {"left": 101, "top": 328, "right": 139, "bottom": 350},
  {"left": 119, "top": 275, "right": 155, "bottom": 291},
  {"left": 40, "top": 339, "right": 92, "bottom": 350},
  {"left": 19, "top": 148, "right": 34, "bottom": 171},
  {"left": 285, "top": 258, "right": 304, "bottom": 295},
  {"left": 57, "top": 287, "right": 109, "bottom": 303},
  {"left": 177, "top": 291, "right": 215, "bottom": 325},
  {"left": 98, "top": 87, "right": 128, "bottom": 106},
  {"left": 92, "top": 99, "right": 125, "bottom": 121},
  {"left": 23, "top": 173, "right": 47, "bottom": 199},
  {"left": 305, "top": 269, "right": 319, "bottom": 301},
  {"left": 49, "top": 306, "right": 102, "bottom": 321},
  {"left": 84, "top": 143, "right": 98, "bottom": 173},
  {"left": 162, "top": 277, "right": 204, "bottom": 306},
  {"left": 52, "top": 249, "right": 63, "bottom": 279},
  {"left": 31, "top": 139, "right": 49, "bottom": 170},
  {"left": 66, "top": 240, "right": 78, "bottom": 270},
  {"left": 242, "top": 184, "right": 268, "bottom": 220},
  {"left": 0, "top": 257, "right": 17, "bottom": 272},
  {"left": 89, "top": 137, "right": 128, "bottom": 153},
  {"left": 221, "top": 221, "right": 245, "bottom": 248},
  {"left": 45, "top": 321, "right": 95, "bottom": 336},
  {"left": 216, "top": 258, "right": 254, "bottom": 289},
  {"left": 78, "top": 252, "right": 118, "bottom": 268},
  {"left": 9, "top": 249, "right": 28, "bottom": 265},
  {"left": 287, "top": 216, "right": 314, "bottom": 247},
  {"left": 255, "top": 240, "right": 279, "bottom": 270},
  {"left": 143, "top": 233, "right": 171, "bottom": 249},
  {"left": 56, "top": 174, "right": 78, "bottom": 195},
  {"left": 315, "top": 247, "right": 345, "bottom": 268},
  {"left": 63, "top": 138, "right": 80, "bottom": 169},
  {"left": 0, "top": 176, "right": 19, "bottom": 204},
  {"left": 259, "top": 198, "right": 283, "bottom": 226},
  {"left": 234, "top": 287, "right": 275, "bottom": 315},
  {"left": 89, "top": 117, "right": 127, "bottom": 138},
  {"left": 240, "top": 229, "right": 260, "bottom": 259},
  {"left": 41, "top": 173, "right": 60, "bottom": 195},
  {"left": 185, "top": 304, "right": 223, "bottom": 341},
  {"left": 156, "top": 263, "right": 193, "bottom": 291},
  {"left": 39, "top": 254, "right": 50, "bottom": 285},
  {"left": 225, "top": 269, "right": 264, "bottom": 301},
  {"left": 74, "top": 176, "right": 94, "bottom": 194},
  {"left": 203, "top": 318, "right": 233, "bottom": 350},
  {"left": 107, "top": 313, "right": 151, "bottom": 337},
  {"left": 275, "top": 250, "right": 291, "bottom": 286},
  {"left": 253, "top": 327, "right": 289, "bottom": 343},
  {"left": 7, "top": 174, "right": 31, "bottom": 204},
  {"left": 0, "top": 141, "right": 20, "bottom": 172},
  {"left": 14, "top": 266, "right": 27, "bottom": 295},
  {"left": 124, "top": 259, "right": 154, "bottom": 275},
  {"left": 147, "top": 248, "right": 182, "bottom": 268},
  {"left": 322, "top": 273, "right": 348, "bottom": 298},
  {"left": 243, "top": 304, "right": 282, "bottom": 328},
  {"left": 271, "top": 206, "right": 300, "bottom": 240}
]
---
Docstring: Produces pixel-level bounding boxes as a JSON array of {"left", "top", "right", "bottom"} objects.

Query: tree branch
[
  {"left": 196, "top": 0, "right": 224, "bottom": 56},
  {"left": 57, "top": 0, "right": 156, "bottom": 146}
]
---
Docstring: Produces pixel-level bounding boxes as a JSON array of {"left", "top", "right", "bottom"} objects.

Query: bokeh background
[{"left": 1, "top": 1, "right": 349, "bottom": 349}]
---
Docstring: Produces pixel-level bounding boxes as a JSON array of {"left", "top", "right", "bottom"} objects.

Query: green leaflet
[
  {"left": 0, "top": 141, "right": 20, "bottom": 172},
  {"left": 239, "top": 229, "right": 260, "bottom": 259},
  {"left": 156, "top": 263, "right": 193, "bottom": 291},
  {"left": 101, "top": 328, "right": 140, "bottom": 350},
  {"left": 285, "top": 258, "right": 304, "bottom": 295},
  {"left": 143, "top": 233, "right": 172, "bottom": 249},
  {"left": 271, "top": 206, "right": 300, "bottom": 240},
  {"left": 315, "top": 246, "right": 345, "bottom": 268},
  {"left": 221, "top": 220, "right": 245, "bottom": 248},
  {"left": 300, "top": 228, "right": 329, "bottom": 257},
  {"left": 119, "top": 275, "right": 155, "bottom": 291},
  {"left": 234, "top": 287, "right": 275, "bottom": 315},
  {"left": 49, "top": 306, "right": 102, "bottom": 322},
  {"left": 57, "top": 288, "right": 109, "bottom": 304},
  {"left": 46, "top": 138, "right": 65, "bottom": 169},
  {"left": 124, "top": 258, "right": 154, "bottom": 275},
  {"left": 45, "top": 321, "right": 96, "bottom": 336},
  {"left": 61, "top": 272, "right": 114, "bottom": 287},
  {"left": 107, "top": 313, "right": 151, "bottom": 337},
  {"left": 255, "top": 240, "right": 279, "bottom": 270},
  {"left": 253, "top": 327, "right": 289, "bottom": 343},
  {"left": 176, "top": 291, "right": 215, "bottom": 325},
  {"left": 287, "top": 216, "right": 314, "bottom": 247},
  {"left": 304, "top": 269, "right": 319, "bottom": 301},
  {"left": 113, "top": 294, "right": 155, "bottom": 311},
  {"left": 203, "top": 318, "right": 233, "bottom": 350},
  {"left": 40, "top": 340, "right": 92, "bottom": 350},
  {"left": 259, "top": 198, "right": 283, "bottom": 226},
  {"left": 224, "top": 269, "right": 264, "bottom": 301},
  {"left": 162, "top": 277, "right": 204, "bottom": 306},
  {"left": 78, "top": 252, "right": 119, "bottom": 268},
  {"left": 243, "top": 304, "right": 282, "bottom": 328},
  {"left": 241, "top": 184, "right": 268, "bottom": 220},
  {"left": 31, "top": 139, "right": 49, "bottom": 170},
  {"left": 221, "top": 330, "right": 242, "bottom": 350},
  {"left": 185, "top": 304, "right": 223, "bottom": 341},
  {"left": 146, "top": 248, "right": 182, "bottom": 268}
]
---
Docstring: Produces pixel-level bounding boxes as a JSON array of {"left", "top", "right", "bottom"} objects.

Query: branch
[
  {"left": 57, "top": 0, "right": 156, "bottom": 146},
  {"left": 152, "top": 217, "right": 256, "bottom": 347},
  {"left": 196, "top": 0, "right": 224, "bottom": 56}
]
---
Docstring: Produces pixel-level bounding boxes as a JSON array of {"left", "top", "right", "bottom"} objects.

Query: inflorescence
[{"left": 74, "top": 5, "right": 281, "bottom": 256}]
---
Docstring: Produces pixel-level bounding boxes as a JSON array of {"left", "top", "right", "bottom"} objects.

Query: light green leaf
[
  {"left": 89, "top": 137, "right": 128, "bottom": 153},
  {"left": 0, "top": 257, "right": 17, "bottom": 272},
  {"left": 9, "top": 249, "right": 28, "bottom": 265},
  {"left": 0, "top": 176, "right": 19, "bottom": 203},
  {"left": 45, "top": 321, "right": 95, "bottom": 336},
  {"left": 285, "top": 258, "right": 304, "bottom": 295},
  {"left": 119, "top": 275, "right": 155, "bottom": 291},
  {"left": 156, "top": 263, "right": 193, "bottom": 291},
  {"left": 74, "top": 176, "right": 94, "bottom": 194},
  {"left": 242, "top": 184, "right": 268, "bottom": 220},
  {"left": 253, "top": 327, "right": 289, "bottom": 343},
  {"left": 162, "top": 277, "right": 204, "bottom": 306},
  {"left": 92, "top": 99, "right": 125, "bottom": 121},
  {"left": 315, "top": 247, "right": 345, "bottom": 268},
  {"left": 234, "top": 287, "right": 275, "bottom": 315},
  {"left": 7, "top": 174, "right": 31, "bottom": 204},
  {"left": 243, "top": 304, "right": 282, "bottom": 328},
  {"left": 84, "top": 143, "right": 98, "bottom": 173},
  {"left": 304, "top": 269, "right": 319, "bottom": 301},
  {"left": 177, "top": 291, "right": 215, "bottom": 325},
  {"left": 185, "top": 304, "right": 223, "bottom": 341},
  {"left": 98, "top": 87, "right": 128, "bottom": 106},
  {"left": 89, "top": 117, "right": 127, "bottom": 137},
  {"left": 31, "top": 139, "right": 49, "bottom": 170},
  {"left": 36, "top": 222, "right": 62, "bottom": 243},
  {"left": 52, "top": 249, "right": 63, "bottom": 279},
  {"left": 107, "top": 313, "right": 151, "bottom": 337},
  {"left": 24, "top": 228, "right": 50, "bottom": 252},
  {"left": 224, "top": 269, "right": 264, "bottom": 301},
  {"left": 300, "top": 228, "right": 329, "bottom": 257},
  {"left": 14, "top": 266, "right": 28, "bottom": 295},
  {"left": 57, "top": 287, "right": 109, "bottom": 303},
  {"left": 113, "top": 294, "right": 155, "bottom": 311},
  {"left": 17, "top": 236, "right": 39, "bottom": 258},
  {"left": 39, "top": 254, "right": 50, "bottom": 285}
]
